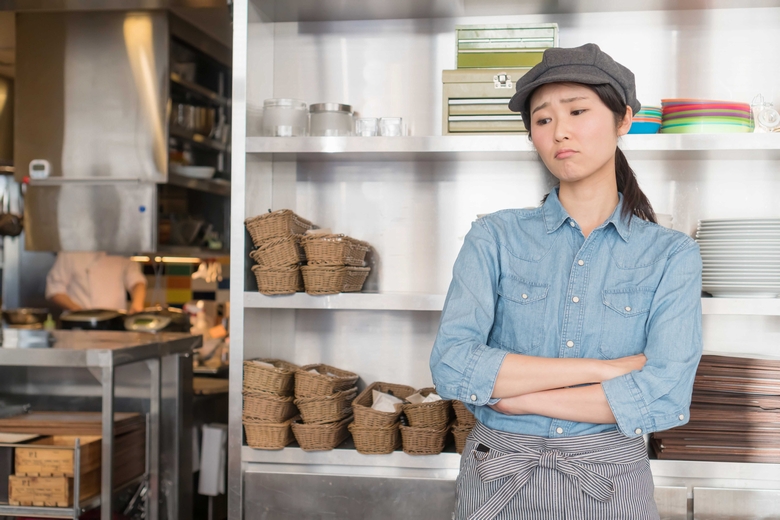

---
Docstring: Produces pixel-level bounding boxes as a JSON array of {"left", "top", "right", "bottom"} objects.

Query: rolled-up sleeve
[
  {"left": 430, "top": 219, "right": 508, "bottom": 406},
  {"left": 602, "top": 239, "right": 703, "bottom": 438},
  {"left": 123, "top": 259, "right": 147, "bottom": 291},
  {"left": 45, "top": 254, "right": 71, "bottom": 299}
]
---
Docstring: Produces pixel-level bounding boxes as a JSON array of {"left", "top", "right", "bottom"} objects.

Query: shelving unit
[{"left": 230, "top": 1, "right": 780, "bottom": 519}]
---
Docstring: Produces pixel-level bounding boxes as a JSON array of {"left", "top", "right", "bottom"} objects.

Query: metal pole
[
  {"left": 147, "top": 357, "right": 161, "bottom": 520},
  {"left": 72, "top": 439, "right": 81, "bottom": 520},
  {"left": 100, "top": 366, "right": 114, "bottom": 520}
]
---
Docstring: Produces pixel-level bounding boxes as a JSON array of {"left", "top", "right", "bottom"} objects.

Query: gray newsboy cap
[{"left": 508, "top": 43, "right": 641, "bottom": 130}]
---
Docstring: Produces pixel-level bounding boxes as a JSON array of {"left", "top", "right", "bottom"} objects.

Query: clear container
[
  {"left": 310, "top": 103, "right": 354, "bottom": 136},
  {"left": 261, "top": 98, "right": 309, "bottom": 137},
  {"left": 246, "top": 104, "right": 264, "bottom": 136},
  {"left": 355, "top": 117, "right": 379, "bottom": 137},
  {"left": 379, "top": 117, "right": 403, "bottom": 137}
]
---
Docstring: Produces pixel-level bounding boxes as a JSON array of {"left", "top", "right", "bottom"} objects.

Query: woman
[{"left": 430, "top": 44, "right": 702, "bottom": 520}]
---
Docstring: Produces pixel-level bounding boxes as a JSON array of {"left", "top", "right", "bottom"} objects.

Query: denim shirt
[{"left": 430, "top": 187, "right": 703, "bottom": 439}]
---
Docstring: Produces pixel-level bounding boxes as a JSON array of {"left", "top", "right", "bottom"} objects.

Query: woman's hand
[{"left": 601, "top": 353, "right": 647, "bottom": 380}]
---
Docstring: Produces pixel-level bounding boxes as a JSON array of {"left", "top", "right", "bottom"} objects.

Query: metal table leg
[
  {"left": 147, "top": 357, "right": 161, "bottom": 520},
  {"left": 101, "top": 366, "right": 115, "bottom": 520}
]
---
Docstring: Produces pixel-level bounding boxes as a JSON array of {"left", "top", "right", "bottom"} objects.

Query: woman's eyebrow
[{"left": 531, "top": 96, "right": 590, "bottom": 115}]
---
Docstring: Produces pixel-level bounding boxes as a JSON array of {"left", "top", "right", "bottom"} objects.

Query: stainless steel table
[{"left": 0, "top": 330, "right": 200, "bottom": 520}]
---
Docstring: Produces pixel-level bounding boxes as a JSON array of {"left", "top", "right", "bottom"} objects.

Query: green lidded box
[{"left": 456, "top": 23, "right": 558, "bottom": 69}]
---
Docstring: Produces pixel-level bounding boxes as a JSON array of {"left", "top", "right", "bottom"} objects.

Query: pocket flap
[
  {"left": 498, "top": 276, "right": 549, "bottom": 305},
  {"left": 602, "top": 288, "right": 654, "bottom": 317}
]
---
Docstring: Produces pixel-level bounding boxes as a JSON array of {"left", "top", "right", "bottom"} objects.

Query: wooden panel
[{"left": 0, "top": 412, "right": 144, "bottom": 436}]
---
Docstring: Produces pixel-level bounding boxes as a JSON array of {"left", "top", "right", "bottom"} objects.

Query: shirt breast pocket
[
  {"left": 599, "top": 288, "right": 655, "bottom": 359},
  {"left": 494, "top": 276, "right": 549, "bottom": 355}
]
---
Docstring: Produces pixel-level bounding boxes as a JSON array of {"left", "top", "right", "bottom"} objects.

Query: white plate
[
  {"left": 699, "top": 219, "right": 780, "bottom": 225},
  {"left": 696, "top": 239, "right": 780, "bottom": 244},
  {"left": 697, "top": 233, "right": 780, "bottom": 239},
  {"left": 170, "top": 165, "right": 216, "bottom": 179},
  {"left": 704, "top": 290, "right": 780, "bottom": 298}
]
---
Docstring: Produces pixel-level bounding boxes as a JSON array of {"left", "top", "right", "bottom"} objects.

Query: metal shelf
[
  {"left": 167, "top": 171, "right": 231, "bottom": 197},
  {"left": 170, "top": 73, "right": 230, "bottom": 108},
  {"left": 245, "top": 134, "right": 780, "bottom": 161},
  {"left": 244, "top": 291, "right": 445, "bottom": 310},
  {"left": 170, "top": 126, "right": 230, "bottom": 153},
  {"left": 245, "top": 292, "right": 780, "bottom": 315},
  {"left": 250, "top": 0, "right": 780, "bottom": 22}
]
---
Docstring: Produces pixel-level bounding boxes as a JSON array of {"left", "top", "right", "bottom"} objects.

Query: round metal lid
[
  {"left": 309, "top": 103, "right": 353, "bottom": 114},
  {"left": 262, "top": 98, "right": 308, "bottom": 110}
]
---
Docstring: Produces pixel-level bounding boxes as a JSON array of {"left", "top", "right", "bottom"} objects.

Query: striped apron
[{"left": 456, "top": 422, "right": 659, "bottom": 520}]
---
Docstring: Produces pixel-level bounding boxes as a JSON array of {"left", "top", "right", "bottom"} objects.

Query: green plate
[
  {"left": 660, "top": 124, "right": 753, "bottom": 134},
  {"left": 661, "top": 116, "right": 753, "bottom": 126}
]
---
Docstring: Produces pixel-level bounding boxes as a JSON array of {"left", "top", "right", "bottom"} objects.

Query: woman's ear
[{"left": 617, "top": 105, "right": 633, "bottom": 137}]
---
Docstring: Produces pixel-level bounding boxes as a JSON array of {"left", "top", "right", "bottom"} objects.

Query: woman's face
[{"left": 528, "top": 83, "right": 632, "bottom": 186}]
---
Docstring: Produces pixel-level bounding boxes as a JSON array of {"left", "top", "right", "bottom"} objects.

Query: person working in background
[{"left": 46, "top": 252, "right": 147, "bottom": 313}]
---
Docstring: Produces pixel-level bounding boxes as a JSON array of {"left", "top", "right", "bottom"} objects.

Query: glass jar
[
  {"left": 261, "top": 99, "right": 309, "bottom": 137},
  {"left": 355, "top": 117, "right": 379, "bottom": 137},
  {"left": 379, "top": 117, "right": 403, "bottom": 136},
  {"left": 309, "top": 103, "right": 354, "bottom": 136}
]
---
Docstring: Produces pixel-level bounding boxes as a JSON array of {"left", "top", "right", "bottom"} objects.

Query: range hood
[{"left": 15, "top": 10, "right": 231, "bottom": 254}]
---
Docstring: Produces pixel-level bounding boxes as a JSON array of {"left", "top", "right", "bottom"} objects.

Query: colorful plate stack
[
  {"left": 660, "top": 99, "right": 754, "bottom": 134},
  {"left": 628, "top": 105, "right": 662, "bottom": 134}
]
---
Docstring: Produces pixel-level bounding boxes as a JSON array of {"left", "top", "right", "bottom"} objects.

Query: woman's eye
[
  {"left": 535, "top": 118, "right": 551, "bottom": 126},
  {"left": 572, "top": 109, "right": 587, "bottom": 116}
]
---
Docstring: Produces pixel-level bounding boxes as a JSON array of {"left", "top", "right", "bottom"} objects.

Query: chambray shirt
[{"left": 430, "top": 187, "right": 703, "bottom": 439}]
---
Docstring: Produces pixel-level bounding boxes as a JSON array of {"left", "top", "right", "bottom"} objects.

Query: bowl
[
  {"left": 628, "top": 121, "right": 661, "bottom": 134},
  {"left": 171, "top": 165, "right": 216, "bottom": 179}
]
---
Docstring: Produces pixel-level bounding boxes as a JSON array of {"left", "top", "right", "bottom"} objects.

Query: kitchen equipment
[
  {"left": 170, "top": 216, "right": 206, "bottom": 246},
  {"left": 661, "top": 99, "right": 754, "bottom": 134},
  {"left": 124, "top": 306, "right": 191, "bottom": 333},
  {"left": 2, "top": 308, "right": 48, "bottom": 327},
  {"left": 442, "top": 68, "right": 529, "bottom": 134},
  {"left": 309, "top": 103, "right": 354, "bottom": 136},
  {"left": 261, "top": 99, "right": 309, "bottom": 137},
  {"left": 170, "top": 165, "right": 216, "bottom": 179},
  {"left": 355, "top": 118, "right": 379, "bottom": 136},
  {"left": 378, "top": 117, "right": 403, "bottom": 136},
  {"left": 628, "top": 106, "right": 662, "bottom": 134},
  {"left": 455, "top": 23, "right": 558, "bottom": 69},
  {"left": 751, "top": 94, "right": 780, "bottom": 132},
  {"left": 59, "top": 309, "right": 126, "bottom": 331}
]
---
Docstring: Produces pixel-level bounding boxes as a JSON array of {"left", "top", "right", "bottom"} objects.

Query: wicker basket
[
  {"left": 243, "top": 415, "right": 298, "bottom": 450},
  {"left": 295, "top": 387, "right": 358, "bottom": 424},
  {"left": 249, "top": 235, "right": 306, "bottom": 267},
  {"left": 243, "top": 358, "right": 299, "bottom": 396},
  {"left": 400, "top": 422, "right": 451, "bottom": 456},
  {"left": 452, "top": 400, "right": 477, "bottom": 428},
  {"left": 251, "top": 264, "right": 304, "bottom": 295},
  {"left": 300, "top": 234, "right": 371, "bottom": 267},
  {"left": 243, "top": 392, "right": 298, "bottom": 423},
  {"left": 292, "top": 416, "right": 353, "bottom": 451},
  {"left": 352, "top": 382, "right": 417, "bottom": 428},
  {"left": 452, "top": 420, "right": 474, "bottom": 454},
  {"left": 301, "top": 265, "right": 371, "bottom": 295},
  {"left": 402, "top": 388, "right": 452, "bottom": 429},
  {"left": 294, "top": 364, "right": 360, "bottom": 398},
  {"left": 245, "top": 210, "right": 315, "bottom": 246},
  {"left": 348, "top": 422, "right": 401, "bottom": 455}
]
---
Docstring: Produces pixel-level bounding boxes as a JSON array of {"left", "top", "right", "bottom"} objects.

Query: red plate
[{"left": 662, "top": 104, "right": 751, "bottom": 115}]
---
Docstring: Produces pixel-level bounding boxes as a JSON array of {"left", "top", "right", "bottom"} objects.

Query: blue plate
[{"left": 628, "top": 121, "right": 661, "bottom": 134}]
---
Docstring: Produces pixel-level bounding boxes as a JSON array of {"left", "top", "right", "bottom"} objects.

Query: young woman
[{"left": 430, "top": 44, "right": 703, "bottom": 520}]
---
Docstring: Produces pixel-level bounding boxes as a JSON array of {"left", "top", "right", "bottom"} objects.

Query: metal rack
[
  {"left": 230, "top": 1, "right": 780, "bottom": 518},
  {"left": 0, "top": 331, "right": 197, "bottom": 520}
]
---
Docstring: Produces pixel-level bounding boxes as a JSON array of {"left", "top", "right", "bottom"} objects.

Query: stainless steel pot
[
  {"left": 2, "top": 308, "right": 48, "bottom": 326},
  {"left": 59, "top": 309, "right": 126, "bottom": 331}
]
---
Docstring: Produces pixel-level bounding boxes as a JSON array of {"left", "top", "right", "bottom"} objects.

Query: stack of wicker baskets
[
  {"left": 242, "top": 358, "right": 300, "bottom": 449},
  {"left": 291, "top": 364, "right": 360, "bottom": 451},
  {"left": 399, "top": 388, "right": 453, "bottom": 455},
  {"left": 245, "top": 210, "right": 315, "bottom": 295},
  {"left": 300, "top": 234, "right": 371, "bottom": 295},
  {"left": 451, "top": 400, "right": 477, "bottom": 454},
  {"left": 348, "top": 382, "right": 416, "bottom": 454}
]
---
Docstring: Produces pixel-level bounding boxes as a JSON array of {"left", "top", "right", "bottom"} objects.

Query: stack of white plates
[{"left": 697, "top": 219, "right": 780, "bottom": 298}]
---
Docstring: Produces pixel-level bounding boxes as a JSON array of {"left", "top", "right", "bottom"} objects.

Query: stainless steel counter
[{"left": 0, "top": 330, "right": 199, "bottom": 520}]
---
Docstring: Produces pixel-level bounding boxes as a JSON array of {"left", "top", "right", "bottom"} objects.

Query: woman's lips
[{"left": 555, "top": 149, "right": 577, "bottom": 159}]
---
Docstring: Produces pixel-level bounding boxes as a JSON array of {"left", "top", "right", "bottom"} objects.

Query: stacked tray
[
  {"left": 696, "top": 218, "right": 780, "bottom": 297},
  {"left": 651, "top": 354, "right": 780, "bottom": 463},
  {"left": 661, "top": 99, "right": 754, "bottom": 134}
]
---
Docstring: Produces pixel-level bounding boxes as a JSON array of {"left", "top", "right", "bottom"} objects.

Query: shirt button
[
  {"left": 522, "top": 293, "right": 528, "bottom": 299},
  {"left": 556, "top": 427, "right": 563, "bottom": 434},
  {"left": 679, "top": 414, "right": 685, "bottom": 421},
  {"left": 578, "top": 260, "right": 584, "bottom": 266},
  {"left": 635, "top": 428, "right": 642, "bottom": 435},
  {"left": 470, "top": 394, "right": 477, "bottom": 402},
  {"left": 572, "top": 296, "right": 580, "bottom": 303},
  {"left": 566, "top": 340, "right": 574, "bottom": 348},
  {"left": 625, "top": 306, "right": 632, "bottom": 312},
  {"left": 569, "top": 221, "right": 576, "bottom": 227}
]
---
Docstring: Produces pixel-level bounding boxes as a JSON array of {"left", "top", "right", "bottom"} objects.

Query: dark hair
[{"left": 530, "top": 83, "right": 657, "bottom": 224}]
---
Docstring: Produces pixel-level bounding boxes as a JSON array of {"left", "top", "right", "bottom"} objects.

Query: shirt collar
[{"left": 542, "top": 187, "right": 632, "bottom": 242}]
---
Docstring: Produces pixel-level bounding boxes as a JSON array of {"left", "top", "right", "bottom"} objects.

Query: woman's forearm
[
  {"left": 492, "top": 353, "right": 645, "bottom": 399},
  {"left": 492, "top": 383, "right": 616, "bottom": 424}
]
